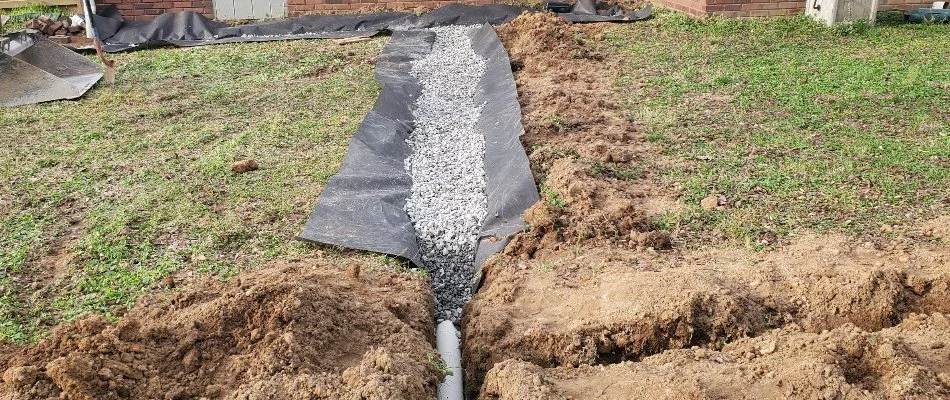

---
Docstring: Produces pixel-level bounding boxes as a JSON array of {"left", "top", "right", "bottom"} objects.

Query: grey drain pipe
[{"left": 436, "top": 320, "right": 464, "bottom": 400}]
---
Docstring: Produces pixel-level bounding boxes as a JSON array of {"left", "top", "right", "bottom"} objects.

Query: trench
[{"left": 297, "top": 24, "right": 538, "bottom": 399}]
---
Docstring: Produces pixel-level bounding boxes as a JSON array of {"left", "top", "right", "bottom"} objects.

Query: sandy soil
[
  {"left": 466, "top": 12, "right": 950, "bottom": 400},
  {"left": 481, "top": 313, "right": 950, "bottom": 399},
  {"left": 0, "top": 260, "right": 439, "bottom": 400}
]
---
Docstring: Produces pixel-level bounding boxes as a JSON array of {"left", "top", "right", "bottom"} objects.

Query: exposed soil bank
[
  {"left": 465, "top": 11, "right": 950, "bottom": 400},
  {"left": 496, "top": 12, "right": 673, "bottom": 254},
  {"left": 0, "top": 260, "right": 439, "bottom": 400},
  {"left": 481, "top": 313, "right": 950, "bottom": 399},
  {"left": 465, "top": 234, "right": 950, "bottom": 396}
]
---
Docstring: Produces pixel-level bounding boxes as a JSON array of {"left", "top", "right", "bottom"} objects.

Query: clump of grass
[{"left": 541, "top": 184, "right": 568, "bottom": 208}]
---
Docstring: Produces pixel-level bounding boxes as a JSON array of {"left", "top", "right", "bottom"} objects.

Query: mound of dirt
[
  {"left": 463, "top": 234, "right": 950, "bottom": 395},
  {"left": 463, "top": 8, "right": 950, "bottom": 400},
  {"left": 0, "top": 260, "right": 439, "bottom": 400},
  {"left": 496, "top": 13, "right": 672, "bottom": 252},
  {"left": 481, "top": 313, "right": 950, "bottom": 399}
]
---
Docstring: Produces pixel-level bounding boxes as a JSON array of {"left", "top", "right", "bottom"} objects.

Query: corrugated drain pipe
[{"left": 436, "top": 320, "right": 464, "bottom": 400}]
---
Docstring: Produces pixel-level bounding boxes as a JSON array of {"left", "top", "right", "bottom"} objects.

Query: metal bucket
[{"left": 0, "top": 32, "right": 103, "bottom": 107}]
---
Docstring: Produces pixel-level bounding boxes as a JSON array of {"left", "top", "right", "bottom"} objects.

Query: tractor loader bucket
[{"left": 1, "top": 32, "right": 103, "bottom": 107}]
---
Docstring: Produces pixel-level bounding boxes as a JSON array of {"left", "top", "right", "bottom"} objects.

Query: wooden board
[{"left": 0, "top": 0, "right": 82, "bottom": 10}]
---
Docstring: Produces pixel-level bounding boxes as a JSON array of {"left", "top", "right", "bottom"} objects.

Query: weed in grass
[
  {"left": 541, "top": 184, "right": 569, "bottom": 208},
  {"left": 549, "top": 114, "right": 574, "bottom": 132}
]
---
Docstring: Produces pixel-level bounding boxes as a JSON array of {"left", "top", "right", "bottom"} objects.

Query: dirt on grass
[
  {"left": 496, "top": 12, "right": 672, "bottom": 254},
  {"left": 0, "top": 259, "right": 439, "bottom": 400},
  {"left": 465, "top": 12, "right": 950, "bottom": 400}
]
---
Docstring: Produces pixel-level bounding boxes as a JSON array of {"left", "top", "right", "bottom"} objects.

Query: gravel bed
[{"left": 405, "top": 25, "right": 489, "bottom": 323}]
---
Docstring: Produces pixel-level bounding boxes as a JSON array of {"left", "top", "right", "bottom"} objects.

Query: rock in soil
[
  {"left": 230, "top": 159, "right": 259, "bottom": 173},
  {"left": 0, "top": 260, "right": 440, "bottom": 400}
]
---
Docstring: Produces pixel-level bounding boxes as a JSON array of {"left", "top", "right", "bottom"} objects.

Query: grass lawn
[
  {"left": 0, "top": 38, "right": 385, "bottom": 342},
  {"left": 607, "top": 12, "right": 950, "bottom": 247},
  {"left": 3, "top": 9, "right": 949, "bottom": 343}
]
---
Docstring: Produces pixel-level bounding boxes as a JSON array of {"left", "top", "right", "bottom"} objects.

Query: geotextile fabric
[
  {"left": 92, "top": 2, "right": 651, "bottom": 52},
  {"left": 297, "top": 26, "right": 539, "bottom": 271}
]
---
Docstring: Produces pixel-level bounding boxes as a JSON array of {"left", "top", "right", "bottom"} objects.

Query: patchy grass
[
  {"left": 0, "top": 38, "right": 385, "bottom": 342},
  {"left": 607, "top": 11, "right": 950, "bottom": 247}
]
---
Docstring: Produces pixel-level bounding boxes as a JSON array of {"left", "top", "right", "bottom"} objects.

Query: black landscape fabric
[
  {"left": 92, "top": 2, "right": 651, "bottom": 52},
  {"left": 296, "top": 25, "right": 539, "bottom": 270}
]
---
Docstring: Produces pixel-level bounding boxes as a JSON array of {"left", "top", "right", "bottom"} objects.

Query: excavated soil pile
[
  {"left": 466, "top": 12, "right": 950, "bottom": 400},
  {"left": 0, "top": 260, "right": 439, "bottom": 400},
  {"left": 496, "top": 12, "right": 672, "bottom": 255}
]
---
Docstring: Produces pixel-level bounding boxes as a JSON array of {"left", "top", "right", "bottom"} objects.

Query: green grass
[
  {"left": 1, "top": 4, "right": 67, "bottom": 32},
  {"left": 606, "top": 11, "right": 950, "bottom": 247},
  {"left": 0, "top": 38, "right": 385, "bottom": 342}
]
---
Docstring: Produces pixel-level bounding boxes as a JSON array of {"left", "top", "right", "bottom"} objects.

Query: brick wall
[
  {"left": 97, "top": 0, "right": 930, "bottom": 21},
  {"left": 287, "top": 0, "right": 492, "bottom": 14},
  {"left": 654, "top": 0, "right": 932, "bottom": 17},
  {"left": 97, "top": 0, "right": 213, "bottom": 20},
  {"left": 95, "top": 0, "right": 493, "bottom": 20}
]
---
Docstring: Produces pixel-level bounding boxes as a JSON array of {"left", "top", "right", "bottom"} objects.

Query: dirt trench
[{"left": 463, "top": 12, "right": 950, "bottom": 400}]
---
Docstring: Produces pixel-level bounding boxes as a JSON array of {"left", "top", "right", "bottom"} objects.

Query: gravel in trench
[{"left": 405, "top": 25, "right": 489, "bottom": 323}]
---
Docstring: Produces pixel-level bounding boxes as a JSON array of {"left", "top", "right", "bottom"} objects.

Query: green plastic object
[{"left": 907, "top": 8, "right": 950, "bottom": 23}]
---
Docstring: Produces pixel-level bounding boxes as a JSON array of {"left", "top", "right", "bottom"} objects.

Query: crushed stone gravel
[{"left": 405, "top": 25, "right": 489, "bottom": 323}]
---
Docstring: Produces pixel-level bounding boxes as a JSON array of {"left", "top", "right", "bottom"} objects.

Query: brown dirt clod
[{"left": 230, "top": 159, "right": 259, "bottom": 173}]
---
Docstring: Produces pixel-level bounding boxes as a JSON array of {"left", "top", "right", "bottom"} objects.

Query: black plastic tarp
[
  {"left": 559, "top": 0, "right": 653, "bottom": 22},
  {"left": 297, "top": 25, "right": 538, "bottom": 270},
  {"left": 93, "top": 2, "right": 651, "bottom": 52},
  {"left": 93, "top": 4, "right": 526, "bottom": 52}
]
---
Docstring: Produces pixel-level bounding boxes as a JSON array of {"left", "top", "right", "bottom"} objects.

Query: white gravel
[{"left": 404, "top": 25, "right": 488, "bottom": 323}]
